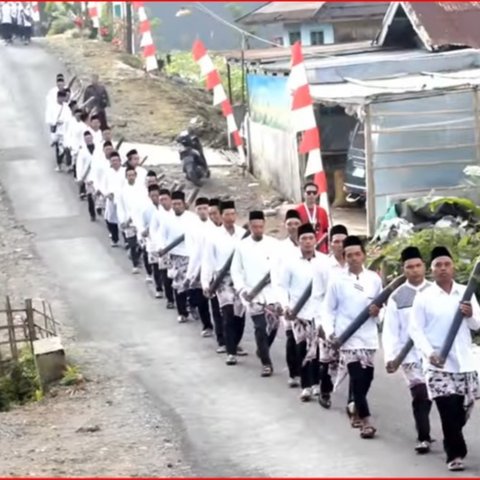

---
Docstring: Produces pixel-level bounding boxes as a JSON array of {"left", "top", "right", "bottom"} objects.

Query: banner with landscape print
[{"left": 247, "top": 74, "right": 291, "bottom": 131}]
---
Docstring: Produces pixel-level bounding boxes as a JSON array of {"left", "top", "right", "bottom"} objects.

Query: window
[
  {"left": 288, "top": 31, "right": 301, "bottom": 45},
  {"left": 310, "top": 30, "right": 325, "bottom": 45}
]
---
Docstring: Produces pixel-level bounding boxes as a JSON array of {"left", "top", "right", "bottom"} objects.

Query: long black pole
[{"left": 126, "top": 2, "right": 133, "bottom": 55}]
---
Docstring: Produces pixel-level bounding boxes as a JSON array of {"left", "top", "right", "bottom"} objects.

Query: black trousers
[
  {"left": 126, "top": 236, "right": 140, "bottom": 268},
  {"left": 160, "top": 269, "right": 174, "bottom": 303},
  {"left": 210, "top": 296, "right": 224, "bottom": 346},
  {"left": 1, "top": 23, "right": 13, "bottom": 42},
  {"left": 285, "top": 329, "right": 300, "bottom": 379},
  {"left": 296, "top": 341, "right": 319, "bottom": 389},
  {"left": 319, "top": 361, "right": 334, "bottom": 396},
  {"left": 174, "top": 290, "right": 188, "bottom": 317},
  {"left": 86, "top": 193, "right": 96, "bottom": 220},
  {"left": 106, "top": 221, "right": 119, "bottom": 244},
  {"left": 189, "top": 288, "right": 213, "bottom": 330},
  {"left": 435, "top": 394, "right": 467, "bottom": 462},
  {"left": 97, "top": 110, "right": 108, "bottom": 130},
  {"left": 347, "top": 361, "right": 374, "bottom": 419},
  {"left": 142, "top": 249, "right": 152, "bottom": 276},
  {"left": 151, "top": 262, "right": 163, "bottom": 293},
  {"left": 251, "top": 313, "right": 276, "bottom": 367},
  {"left": 55, "top": 143, "right": 65, "bottom": 168},
  {"left": 23, "top": 25, "right": 32, "bottom": 42},
  {"left": 222, "top": 304, "right": 245, "bottom": 355},
  {"left": 410, "top": 383, "right": 432, "bottom": 442}
]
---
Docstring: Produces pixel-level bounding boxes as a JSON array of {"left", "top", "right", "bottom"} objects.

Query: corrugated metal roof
[
  {"left": 237, "top": 2, "right": 324, "bottom": 25},
  {"left": 377, "top": 2, "right": 480, "bottom": 51},
  {"left": 237, "top": 1, "right": 388, "bottom": 26},
  {"left": 260, "top": 47, "right": 476, "bottom": 72},
  {"left": 309, "top": 68, "right": 480, "bottom": 105},
  {"left": 222, "top": 40, "right": 376, "bottom": 63}
]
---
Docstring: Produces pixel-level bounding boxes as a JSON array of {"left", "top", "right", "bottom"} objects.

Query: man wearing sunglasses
[{"left": 295, "top": 182, "right": 329, "bottom": 254}]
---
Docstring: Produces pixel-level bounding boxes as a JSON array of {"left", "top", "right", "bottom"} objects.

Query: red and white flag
[
  {"left": 133, "top": 2, "right": 158, "bottom": 72},
  {"left": 192, "top": 39, "right": 245, "bottom": 165},
  {"left": 87, "top": 2, "right": 100, "bottom": 29},
  {"left": 288, "top": 41, "right": 330, "bottom": 214}
]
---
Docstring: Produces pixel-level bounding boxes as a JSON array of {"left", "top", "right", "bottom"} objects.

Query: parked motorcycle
[{"left": 176, "top": 122, "right": 210, "bottom": 187}]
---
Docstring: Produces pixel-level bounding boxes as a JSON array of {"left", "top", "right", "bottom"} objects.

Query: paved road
[{"left": 1, "top": 40, "right": 480, "bottom": 477}]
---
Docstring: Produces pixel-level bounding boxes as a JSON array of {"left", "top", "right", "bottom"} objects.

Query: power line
[{"left": 193, "top": 2, "right": 282, "bottom": 48}]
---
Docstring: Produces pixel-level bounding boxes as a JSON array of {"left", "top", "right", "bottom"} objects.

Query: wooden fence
[{"left": 0, "top": 297, "right": 60, "bottom": 363}]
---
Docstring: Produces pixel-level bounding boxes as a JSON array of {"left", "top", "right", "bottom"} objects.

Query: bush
[
  {"left": 47, "top": 17, "right": 75, "bottom": 35},
  {"left": 0, "top": 349, "right": 41, "bottom": 412},
  {"left": 368, "top": 228, "right": 480, "bottom": 284}
]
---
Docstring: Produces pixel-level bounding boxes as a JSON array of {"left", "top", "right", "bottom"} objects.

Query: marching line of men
[
  {"left": 1, "top": 2, "right": 34, "bottom": 45},
  {"left": 44, "top": 74, "right": 480, "bottom": 473}
]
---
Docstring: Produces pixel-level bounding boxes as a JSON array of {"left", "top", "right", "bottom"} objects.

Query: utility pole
[{"left": 125, "top": 1, "right": 133, "bottom": 54}]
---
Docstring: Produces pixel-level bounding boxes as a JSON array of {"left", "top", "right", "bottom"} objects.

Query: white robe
[
  {"left": 117, "top": 182, "right": 149, "bottom": 234},
  {"left": 231, "top": 235, "right": 280, "bottom": 306},
  {"left": 76, "top": 144, "right": 98, "bottom": 184},
  {"left": 45, "top": 102, "right": 71, "bottom": 144},
  {"left": 103, "top": 166, "right": 125, "bottom": 223}
]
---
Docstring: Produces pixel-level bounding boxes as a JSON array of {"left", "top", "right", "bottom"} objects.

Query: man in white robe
[
  {"left": 103, "top": 151, "right": 124, "bottom": 247},
  {"left": 185, "top": 197, "right": 215, "bottom": 337},
  {"left": 76, "top": 131, "right": 99, "bottom": 221},
  {"left": 45, "top": 73, "right": 66, "bottom": 113},
  {"left": 159, "top": 190, "right": 198, "bottom": 322},
  {"left": 231, "top": 210, "right": 280, "bottom": 377},
  {"left": 45, "top": 89, "right": 71, "bottom": 172},
  {"left": 278, "top": 223, "right": 329, "bottom": 401},
  {"left": 409, "top": 246, "right": 480, "bottom": 471},
  {"left": 125, "top": 148, "right": 147, "bottom": 186},
  {"left": 117, "top": 166, "right": 149, "bottom": 273},
  {"left": 149, "top": 188, "right": 175, "bottom": 308},
  {"left": 273, "top": 209, "right": 302, "bottom": 388},
  {"left": 88, "top": 114, "right": 103, "bottom": 148},
  {"left": 202, "top": 198, "right": 225, "bottom": 352},
  {"left": 323, "top": 235, "right": 382, "bottom": 439},
  {"left": 383, "top": 246, "right": 433, "bottom": 454},
  {"left": 201, "top": 200, "right": 247, "bottom": 363},
  {"left": 1, "top": 1, "right": 13, "bottom": 44}
]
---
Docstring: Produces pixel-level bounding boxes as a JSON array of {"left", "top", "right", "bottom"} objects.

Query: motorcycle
[{"left": 176, "top": 126, "right": 210, "bottom": 187}]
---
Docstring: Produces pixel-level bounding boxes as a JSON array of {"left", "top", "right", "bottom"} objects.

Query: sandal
[
  {"left": 360, "top": 425, "right": 377, "bottom": 439},
  {"left": 448, "top": 459, "right": 464, "bottom": 472},
  {"left": 261, "top": 365, "right": 273, "bottom": 377}
]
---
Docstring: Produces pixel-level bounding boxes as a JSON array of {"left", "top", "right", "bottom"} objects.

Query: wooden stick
[
  {"left": 79, "top": 95, "right": 95, "bottom": 110},
  {"left": 336, "top": 275, "right": 406, "bottom": 347},
  {"left": 115, "top": 137, "right": 125, "bottom": 151},
  {"left": 246, "top": 272, "right": 271, "bottom": 302},
  {"left": 186, "top": 186, "right": 201, "bottom": 206},
  {"left": 438, "top": 258, "right": 480, "bottom": 365}
]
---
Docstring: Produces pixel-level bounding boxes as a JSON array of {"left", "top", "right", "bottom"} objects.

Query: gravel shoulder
[{"left": 0, "top": 179, "right": 192, "bottom": 476}]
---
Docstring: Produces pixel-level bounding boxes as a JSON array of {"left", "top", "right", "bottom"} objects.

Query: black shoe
[
  {"left": 90, "top": 216, "right": 96, "bottom": 222},
  {"left": 261, "top": 365, "right": 273, "bottom": 377},
  {"left": 415, "top": 441, "right": 431, "bottom": 454},
  {"left": 166, "top": 302, "right": 175, "bottom": 309},
  {"left": 318, "top": 394, "right": 332, "bottom": 409}
]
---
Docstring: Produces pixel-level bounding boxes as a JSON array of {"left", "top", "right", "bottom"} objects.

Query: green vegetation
[
  {"left": 165, "top": 52, "right": 245, "bottom": 104},
  {"left": 60, "top": 365, "right": 84, "bottom": 386},
  {"left": 368, "top": 228, "right": 480, "bottom": 285},
  {"left": 0, "top": 348, "right": 42, "bottom": 412}
]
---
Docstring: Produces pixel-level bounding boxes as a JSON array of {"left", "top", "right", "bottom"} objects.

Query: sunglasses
[{"left": 305, "top": 191, "right": 317, "bottom": 195}]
